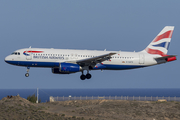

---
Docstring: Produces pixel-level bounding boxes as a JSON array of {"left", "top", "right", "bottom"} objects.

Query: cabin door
[{"left": 26, "top": 51, "right": 32, "bottom": 60}]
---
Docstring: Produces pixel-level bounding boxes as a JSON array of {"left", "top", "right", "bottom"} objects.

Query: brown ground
[{"left": 1, "top": 96, "right": 180, "bottom": 120}]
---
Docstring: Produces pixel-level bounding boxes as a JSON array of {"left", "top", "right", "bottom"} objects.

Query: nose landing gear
[{"left": 25, "top": 67, "right": 30, "bottom": 77}]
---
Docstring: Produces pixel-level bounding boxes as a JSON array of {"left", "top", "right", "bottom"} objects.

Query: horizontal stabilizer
[{"left": 154, "top": 55, "right": 177, "bottom": 62}]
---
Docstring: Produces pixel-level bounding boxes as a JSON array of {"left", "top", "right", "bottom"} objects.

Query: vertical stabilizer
[{"left": 144, "top": 26, "right": 174, "bottom": 56}]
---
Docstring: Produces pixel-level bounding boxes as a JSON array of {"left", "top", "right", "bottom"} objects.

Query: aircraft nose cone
[
  {"left": 5, "top": 55, "right": 17, "bottom": 65},
  {"left": 4, "top": 56, "right": 11, "bottom": 63},
  {"left": 4, "top": 57, "right": 8, "bottom": 62}
]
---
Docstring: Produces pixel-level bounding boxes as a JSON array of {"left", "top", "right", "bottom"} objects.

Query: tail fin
[{"left": 144, "top": 26, "right": 174, "bottom": 56}]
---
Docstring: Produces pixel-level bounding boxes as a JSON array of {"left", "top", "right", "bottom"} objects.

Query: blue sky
[{"left": 0, "top": 0, "right": 179, "bottom": 89}]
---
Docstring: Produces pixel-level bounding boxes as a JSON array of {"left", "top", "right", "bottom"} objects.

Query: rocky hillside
[
  {"left": 0, "top": 96, "right": 84, "bottom": 120},
  {"left": 1, "top": 96, "right": 180, "bottom": 120}
]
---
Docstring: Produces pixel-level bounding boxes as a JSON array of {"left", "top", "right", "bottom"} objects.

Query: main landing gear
[
  {"left": 80, "top": 71, "right": 92, "bottom": 80},
  {"left": 25, "top": 67, "right": 30, "bottom": 77}
]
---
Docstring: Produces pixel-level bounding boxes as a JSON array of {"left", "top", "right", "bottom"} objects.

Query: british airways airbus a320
[{"left": 5, "top": 26, "right": 177, "bottom": 80}]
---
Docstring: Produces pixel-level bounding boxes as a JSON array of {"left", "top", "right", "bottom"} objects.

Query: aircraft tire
[
  {"left": 25, "top": 73, "right": 29, "bottom": 77},
  {"left": 86, "top": 73, "right": 91, "bottom": 79},
  {"left": 80, "top": 75, "right": 86, "bottom": 80}
]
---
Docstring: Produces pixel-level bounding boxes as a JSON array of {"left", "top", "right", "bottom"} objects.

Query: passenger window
[
  {"left": 15, "top": 52, "right": 17, "bottom": 55},
  {"left": 18, "top": 52, "right": 20, "bottom": 55}
]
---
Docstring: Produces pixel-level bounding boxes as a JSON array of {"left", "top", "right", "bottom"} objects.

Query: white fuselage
[
  {"left": 5, "top": 48, "right": 160, "bottom": 70},
  {"left": 4, "top": 26, "right": 176, "bottom": 79}
]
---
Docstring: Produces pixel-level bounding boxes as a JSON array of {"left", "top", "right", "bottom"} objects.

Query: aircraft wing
[{"left": 75, "top": 53, "right": 117, "bottom": 67}]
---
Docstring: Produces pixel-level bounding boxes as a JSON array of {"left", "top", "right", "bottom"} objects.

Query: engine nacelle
[{"left": 52, "top": 63, "right": 81, "bottom": 74}]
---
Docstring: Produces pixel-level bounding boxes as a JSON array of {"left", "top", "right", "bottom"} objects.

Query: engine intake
[{"left": 52, "top": 63, "right": 81, "bottom": 74}]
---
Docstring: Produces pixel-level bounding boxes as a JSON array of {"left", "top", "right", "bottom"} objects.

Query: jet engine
[{"left": 52, "top": 63, "right": 82, "bottom": 74}]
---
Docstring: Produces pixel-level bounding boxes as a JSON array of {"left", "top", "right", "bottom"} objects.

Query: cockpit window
[
  {"left": 11, "top": 52, "right": 20, "bottom": 55},
  {"left": 11, "top": 52, "right": 15, "bottom": 55}
]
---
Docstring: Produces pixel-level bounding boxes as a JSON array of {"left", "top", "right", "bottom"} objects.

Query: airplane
[{"left": 5, "top": 26, "right": 177, "bottom": 80}]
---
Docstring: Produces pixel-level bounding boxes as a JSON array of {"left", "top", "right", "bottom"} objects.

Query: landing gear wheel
[
  {"left": 80, "top": 75, "right": 86, "bottom": 80},
  {"left": 25, "top": 73, "right": 29, "bottom": 77},
  {"left": 86, "top": 73, "right": 92, "bottom": 79},
  {"left": 25, "top": 67, "right": 30, "bottom": 77}
]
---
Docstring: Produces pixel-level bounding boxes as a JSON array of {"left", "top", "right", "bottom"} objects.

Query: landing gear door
[
  {"left": 26, "top": 51, "right": 32, "bottom": 60},
  {"left": 139, "top": 54, "right": 144, "bottom": 64}
]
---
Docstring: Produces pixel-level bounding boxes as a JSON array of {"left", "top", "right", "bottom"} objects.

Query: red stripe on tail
[
  {"left": 153, "top": 30, "right": 173, "bottom": 43},
  {"left": 145, "top": 48, "right": 166, "bottom": 56}
]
